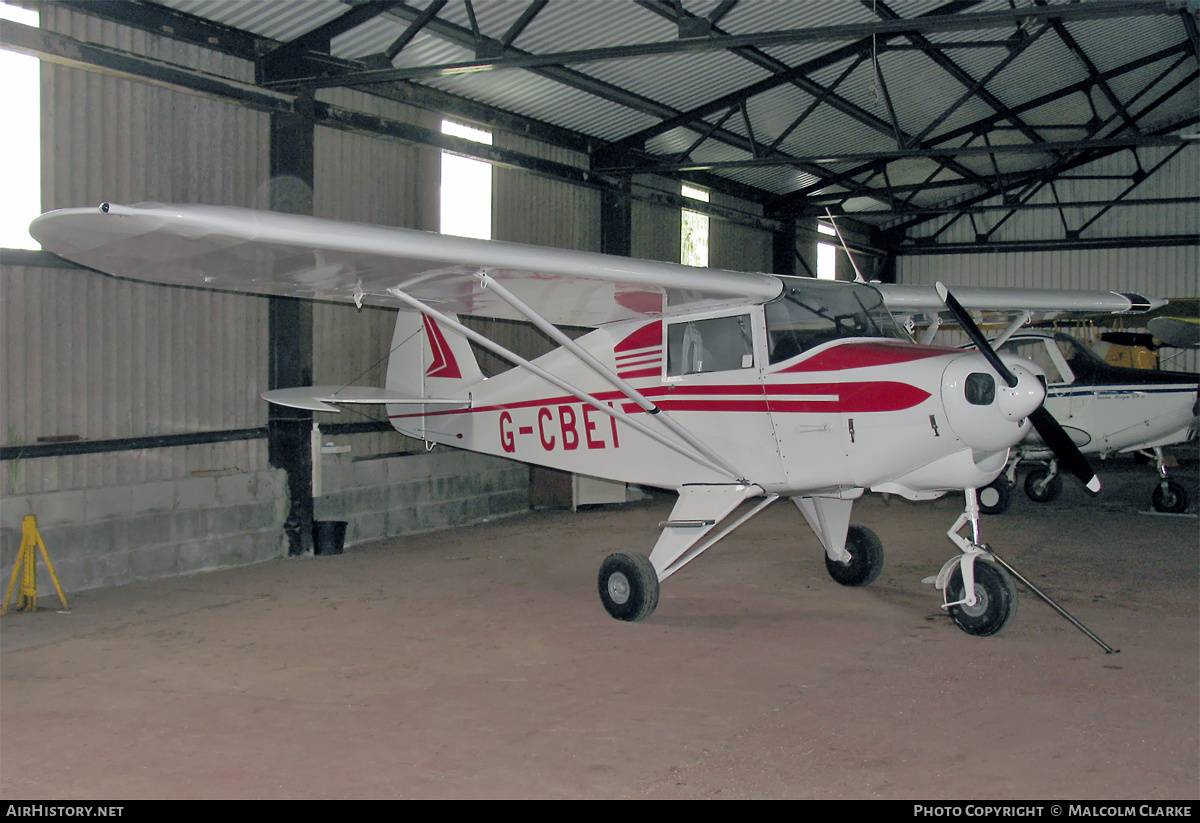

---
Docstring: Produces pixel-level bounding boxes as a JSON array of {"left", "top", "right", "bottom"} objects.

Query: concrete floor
[{"left": 2, "top": 456, "right": 1196, "bottom": 799}]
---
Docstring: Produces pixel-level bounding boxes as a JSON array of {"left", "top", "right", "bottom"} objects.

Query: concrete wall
[
  {"left": 0, "top": 446, "right": 531, "bottom": 599},
  {"left": 313, "top": 449, "right": 530, "bottom": 548},
  {"left": 0, "top": 465, "right": 287, "bottom": 597}
]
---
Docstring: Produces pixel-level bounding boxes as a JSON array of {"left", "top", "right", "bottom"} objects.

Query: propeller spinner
[{"left": 937, "top": 282, "right": 1102, "bottom": 494}]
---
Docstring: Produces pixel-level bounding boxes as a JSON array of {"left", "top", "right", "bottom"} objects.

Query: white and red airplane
[{"left": 30, "top": 203, "right": 1166, "bottom": 637}]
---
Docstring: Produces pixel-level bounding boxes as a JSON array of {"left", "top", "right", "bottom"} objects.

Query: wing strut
[
  {"left": 386, "top": 286, "right": 745, "bottom": 482},
  {"left": 475, "top": 271, "right": 746, "bottom": 481}
]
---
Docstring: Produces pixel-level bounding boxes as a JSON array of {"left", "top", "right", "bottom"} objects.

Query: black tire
[
  {"left": 1152, "top": 480, "right": 1189, "bottom": 514},
  {"left": 977, "top": 479, "right": 1011, "bottom": 515},
  {"left": 598, "top": 552, "right": 660, "bottom": 622},
  {"left": 1024, "top": 467, "right": 1062, "bottom": 503},
  {"left": 945, "top": 558, "right": 1018, "bottom": 637},
  {"left": 824, "top": 525, "right": 884, "bottom": 587}
]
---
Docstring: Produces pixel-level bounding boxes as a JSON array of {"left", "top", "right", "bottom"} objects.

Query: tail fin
[{"left": 386, "top": 310, "right": 483, "bottom": 438}]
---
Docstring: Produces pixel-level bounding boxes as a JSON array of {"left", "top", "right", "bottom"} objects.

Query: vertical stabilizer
[{"left": 386, "top": 310, "right": 483, "bottom": 439}]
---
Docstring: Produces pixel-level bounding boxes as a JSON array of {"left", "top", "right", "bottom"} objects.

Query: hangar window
[
  {"left": 440, "top": 119, "right": 492, "bottom": 240},
  {"left": 817, "top": 223, "right": 837, "bottom": 280},
  {"left": 681, "top": 184, "right": 709, "bottom": 268},
  {"left": 0, "top": 2, "right": 40, "bottom": 250}
]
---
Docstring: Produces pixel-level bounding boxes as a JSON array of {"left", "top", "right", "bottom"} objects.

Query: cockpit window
[
  {"left": 765, "top": 279, "right": 908, "bottom": 364},
  {"left": 998, "top": 337, "right": 1065, "bottom": 384},
  {"left": 666, "top": 313, "right": 754, "bottom": 376}
]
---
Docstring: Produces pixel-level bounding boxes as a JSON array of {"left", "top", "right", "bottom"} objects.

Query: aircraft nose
[
  {"left": 940, "top": 353, "right": 1042, "bottom": 453},
  {"left": 995, "top": 362, "right": 1045, "bottom": 422}
]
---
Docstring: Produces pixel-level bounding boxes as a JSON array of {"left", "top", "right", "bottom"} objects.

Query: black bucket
[{"left": 312, "top": 520, "right": 348, "bottom": 556}]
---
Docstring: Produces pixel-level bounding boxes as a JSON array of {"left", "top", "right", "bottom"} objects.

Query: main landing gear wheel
[
  {"left": 825, "top": 525, "right": 884, "bottom": 587},
  {"left": 946, "top": 558, "right": 1018, "bottom": 637},
  {"left": 977, "top": 479, "right": 1011, "bottom": 515},
  {"left": 1152, "top": 479, "right": 1189, "bottom": 514},
  {"left": 598, "top": 552, "right": 659, "bottom": 622},
  {"left": 1024, "top": 467, "right": 1063, "bottom": 503}
]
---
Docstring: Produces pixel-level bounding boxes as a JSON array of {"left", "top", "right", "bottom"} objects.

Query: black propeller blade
[
  {"left": 936, "top": 283, "right": 1020, "bottom": 388},
  {"left": 936, "top": 282, "right": 1101, "bottom": 494}
]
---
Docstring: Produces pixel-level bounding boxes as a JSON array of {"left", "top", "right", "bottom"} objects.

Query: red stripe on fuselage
[
  {"left": 389, "top": 380, "right": 930, "bottom": 419},
  {"left": 778, "top": 341, "right": 959, "bottom": 373},
  {"left": 614, "top": 321, "right": 663, "bottom": 353}
]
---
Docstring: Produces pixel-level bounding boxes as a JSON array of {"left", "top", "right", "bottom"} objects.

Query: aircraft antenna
[{"left": 825, "top": 208, "right": 866, "bottom": 283}]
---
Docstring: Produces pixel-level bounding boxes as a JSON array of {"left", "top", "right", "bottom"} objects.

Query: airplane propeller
[{"left": 936, "top": 282, "right": 1102, "bottom": 494}]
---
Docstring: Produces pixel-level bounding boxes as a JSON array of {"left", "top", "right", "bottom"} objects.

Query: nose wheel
[
  {"left": 1152, "top": 479, "right": 1189, "bottom": 514},
  {"left": 932, "top": 488, "right": 1117, "bottom": 651},
  {"left": 945, "top": 557, "right": 1018, "bottom": 636},
  {"left": 933, "top": 488, "right": 1020, "bottom": 637},
  {"left": 1147, "top": 448, "right": 1189, "bottom": 513}
]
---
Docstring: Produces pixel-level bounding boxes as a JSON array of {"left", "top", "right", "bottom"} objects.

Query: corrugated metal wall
[
  {"left": 2, "top": 6, "right": 272, "bottom": 495},
  {"left": 710, "top": 191, "right": 772, "bottom": 275},
  {"left": 40, "top": 4, "right": 265, "bottom": 210},
  {"left": 494, "top": 133, "right": 600, "bottom": 252},
  {"left": 631, "top": 176, "right": 683, "bottom": 264}
]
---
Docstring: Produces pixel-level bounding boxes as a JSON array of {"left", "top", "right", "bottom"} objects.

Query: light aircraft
[
  {"left": 968, "top": 329, "right": 1198, "bottom": 515},
  {"left": 29, "top": 203, "right": 1167, "bottom": 638}
]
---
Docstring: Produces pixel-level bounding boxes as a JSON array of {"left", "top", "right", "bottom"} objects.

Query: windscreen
[{"left": 765, "top": 279, "right": 909, "bottom": 364}]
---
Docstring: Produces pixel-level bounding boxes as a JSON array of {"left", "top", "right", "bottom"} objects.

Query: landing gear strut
[
  {"left": 931, "top": 488, "right": 1118, "bottom": 651},
  {"left": 932, "top": 488, "right": 1020, "bottom": 637}
]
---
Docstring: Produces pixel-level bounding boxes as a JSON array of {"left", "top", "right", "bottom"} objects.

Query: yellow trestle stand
[{"left": 2, "top": 515, "right": 69, "bottom": 615}]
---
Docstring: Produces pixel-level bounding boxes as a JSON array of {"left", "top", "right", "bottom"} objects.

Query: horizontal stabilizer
[{"left": 261, "top": 386, "right": 469, "bottom": 413}]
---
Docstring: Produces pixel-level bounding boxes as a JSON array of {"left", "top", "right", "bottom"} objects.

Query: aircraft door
[
  {"left": 661, "top": 308, "right": 784, "bottom": 487},
  {"left": 761, "top": 296, "right": 853, "bottom": 491}
]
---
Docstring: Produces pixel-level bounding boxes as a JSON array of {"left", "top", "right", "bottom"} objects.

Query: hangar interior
[{"left": 0, "top": 0, "right": 1197, "bottom": 595}]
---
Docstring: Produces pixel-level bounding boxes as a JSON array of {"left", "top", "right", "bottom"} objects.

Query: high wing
[
  {"left": 29, "top": 203, "right": 782, "bottom": 327},
  {"left": 876, "top": 283, "right": 1163, "bottom": 324},
  {"left": 31, "top": 203, "right": 1166, "bottom": 329}
]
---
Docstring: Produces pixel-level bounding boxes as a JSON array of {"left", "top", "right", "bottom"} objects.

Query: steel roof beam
[
  {"left": 380, "top": 0, "right": 448, "bottom": 62},
  {"left": 602, "top": 135, "right": 1189, "bottom": 174},
  {"left": 775, "top": 41, "right": 1193, "bottom": 211},
  {"left": 1049, "top": 17, "right": 1140, "bottom": 135},
  {"left": 893, "top": 233, "right": 1199, "bottom": 255},
  {"left": 869, "top": 0, "right": 1049, "bottom": 147},
  {"left": 499, "top": 0, "right": 549, "bottom": 49},
  {"left": 260, "top": 1, "right": 404, "bottom": 84},
  {"left": 365, "top": 0, "right": 801, "bottom": 196},
  {"left": 885, "top": 113, "right": 1198, "bottom": 241},
  {"left": 272, "top": 0, "right": 1166, "bottom": 88},
  {"left": 601, "top": 1, "right": 992, "bottom": 187},
  {"left": 48, "top": 0, "right": 259, "bottom": 61},
  {"left": 1, "top": 18, "right": 294, "bottom": 114}
]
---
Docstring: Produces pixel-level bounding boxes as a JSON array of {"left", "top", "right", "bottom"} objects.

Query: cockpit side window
[{"left": 666, "top": 313, "right": 755, "bottom": 377}]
